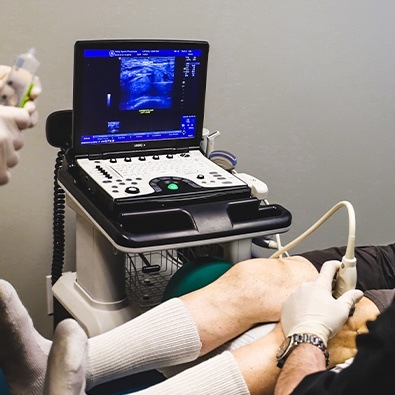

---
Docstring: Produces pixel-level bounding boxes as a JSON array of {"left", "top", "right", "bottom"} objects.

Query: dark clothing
[
  {"left": 292, "top": 295, "right": 395, "bottom": 394},
  {"left": 364, "top": 289, "right": 395, "bottom": 313},
  {"left": 300, "top": 244, "right": 395, "bottom": 291}
]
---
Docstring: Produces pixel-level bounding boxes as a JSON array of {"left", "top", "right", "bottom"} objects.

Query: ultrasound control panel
[{"left": 76, "top": 150, "right": 246, "bottom": 200}]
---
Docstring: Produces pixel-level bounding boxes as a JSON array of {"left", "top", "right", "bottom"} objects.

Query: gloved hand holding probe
[
  {"left": 0, "top": 64, "right": 41, "bottom": 185},
  {"left": 275, "top": 260, "right": 364, "bottom": 394},
  {"left": 280, "top": 260, "right": 363, "bottom": 346}
]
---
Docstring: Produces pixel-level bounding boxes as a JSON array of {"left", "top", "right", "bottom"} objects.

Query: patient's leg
[
  {"left": 85, "top": 256, "right": 316, "bottom": 390},
  {"left": 182, "top": 255, "right": 318, "bottom": 355},
  {"left": 86, "top": 298, "right": 202, "bottom": 389},
  {"left": 86, "top": 256, "right": 317, "bottom": 389},
  {"left": 0, "top": 256, "right": 318, "bottom": 393}
]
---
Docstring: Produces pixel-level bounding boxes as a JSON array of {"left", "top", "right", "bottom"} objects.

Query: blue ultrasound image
[{"left": 120, "top": 57, "right": 175, "bottom": 110}]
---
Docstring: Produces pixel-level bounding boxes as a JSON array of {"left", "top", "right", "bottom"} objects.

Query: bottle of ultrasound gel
[{"left": 6, "top": 48, "right": 40, "bottom": 107}]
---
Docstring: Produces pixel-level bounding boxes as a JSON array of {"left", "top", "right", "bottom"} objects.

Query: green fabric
[{"left": 162, "top": 257, "right": 232, "bottom": 301}]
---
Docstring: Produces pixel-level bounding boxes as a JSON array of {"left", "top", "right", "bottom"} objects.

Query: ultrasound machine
[{"left": 47, "top": 39, "right": 292, "bottom": 341}]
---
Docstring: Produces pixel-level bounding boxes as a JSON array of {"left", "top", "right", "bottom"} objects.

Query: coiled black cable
[{"left": 51, "top": 149, "right": 66, "bottom": 285}]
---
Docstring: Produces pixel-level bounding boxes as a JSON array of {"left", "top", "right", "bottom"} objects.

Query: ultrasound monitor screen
[{"left": 72, "top": 40, "right": 209, "bottom": 156}]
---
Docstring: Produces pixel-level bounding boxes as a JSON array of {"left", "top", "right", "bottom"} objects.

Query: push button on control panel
[
  {"left": 125, "top": 186, "right": 140, "bottom": 194},
  {"left": 167, "top": 183, "right": 179, "bottom": 191}
]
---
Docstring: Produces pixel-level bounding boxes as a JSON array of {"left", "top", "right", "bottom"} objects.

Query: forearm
[{"left": 275, "top": 344, "right": 326, "bottom": 395}]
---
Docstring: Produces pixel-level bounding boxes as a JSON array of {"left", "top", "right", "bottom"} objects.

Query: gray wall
[{"left": 1, "top": 0, "right": 394, "bottom": 338}]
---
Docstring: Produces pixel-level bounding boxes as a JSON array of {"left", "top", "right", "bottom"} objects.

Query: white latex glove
[
  {"left": 280, "top": 260, "right": 364, "bottom": 345},
  {"left": 0, "top": 65, "right": 41, "bottom": 185}
]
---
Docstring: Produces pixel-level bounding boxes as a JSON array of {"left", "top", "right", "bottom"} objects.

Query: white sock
[
  {"left": 86, "top": 298, "right": 202, "bottom": 389},
  {"left": 135, "top": 351, "right": 250, "bottom": 395},
  {"left": 0, "top": 279, "right": 52, "bottom": 395},
  {"left": 44, "top": 319, "right": 88, "bottom": 395},
  {"left": 159, "top": 322, "right": 276, "bottom": 378}
]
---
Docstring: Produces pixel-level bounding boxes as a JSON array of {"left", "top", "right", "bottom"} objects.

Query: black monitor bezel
[{"left": 72, "top": 39, "right": 209, "bottom": 156}]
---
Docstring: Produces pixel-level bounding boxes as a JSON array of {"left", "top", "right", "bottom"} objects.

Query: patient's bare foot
[
  {"left": 0, "top": 279, "right": 52, "bottom": 394},
  {"left": 44, "top": 319, "right": 88, "bottom": 395},
  {"left": 181, "top": 256, "right": 318, "bottom": 355},
  {"left": 328, "top": 296, "right": 380, "bottom": 367}
]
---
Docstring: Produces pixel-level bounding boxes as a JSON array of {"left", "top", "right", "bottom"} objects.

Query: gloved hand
[
  {"left": 280, "top": 260, "right": 364, "bottom": 345},
  {"left": 0, "top": 65, "right": 41, "bottom": 185}
]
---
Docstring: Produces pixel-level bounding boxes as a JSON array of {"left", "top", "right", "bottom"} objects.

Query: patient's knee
[{"left": 232, "top": 255, "right": 318, "bottom": 285}]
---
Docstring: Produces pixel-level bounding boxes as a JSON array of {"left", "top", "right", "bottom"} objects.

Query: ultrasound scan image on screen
[{"left": 119, "top": 57, "right": 175, "bottom": 111}]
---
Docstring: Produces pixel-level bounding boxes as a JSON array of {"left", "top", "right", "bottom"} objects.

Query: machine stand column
[{"left": 76, "top": 213, "right": 126, "bottom": 303}]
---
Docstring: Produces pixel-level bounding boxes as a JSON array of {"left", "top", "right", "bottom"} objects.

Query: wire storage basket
[{"left": 125, "top": 245, "right": 223, "bottom": 308}]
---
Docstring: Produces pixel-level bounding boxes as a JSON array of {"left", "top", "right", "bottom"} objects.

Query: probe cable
[{"left": 269, "top": 200, "right": 356, "bottom": 261}]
